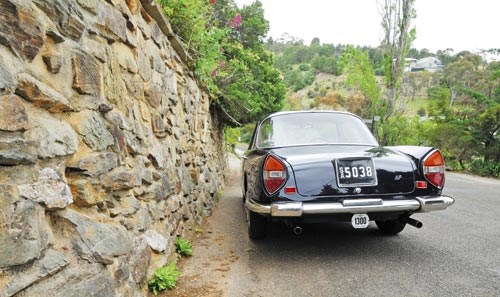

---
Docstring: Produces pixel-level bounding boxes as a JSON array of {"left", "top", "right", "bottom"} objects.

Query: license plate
[
  {"left": 351, "top": 214, "right": 370, "bottom": 229},
  {"left": 335, "top": 158, "right": 377, "bottom": 187}
]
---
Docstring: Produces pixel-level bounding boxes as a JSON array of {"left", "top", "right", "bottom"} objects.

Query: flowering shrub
[{"left": 158, "top": 0, "right": 285, "bottom": 125}]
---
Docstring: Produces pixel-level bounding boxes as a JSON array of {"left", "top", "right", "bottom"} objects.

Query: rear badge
[{"left": 354, "top": 187, "right": 361, "bottom": 194}]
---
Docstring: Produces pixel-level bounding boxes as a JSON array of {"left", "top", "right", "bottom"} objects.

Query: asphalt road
[{"left": 169, "top": 155, "right": 500, "bottom": 297}]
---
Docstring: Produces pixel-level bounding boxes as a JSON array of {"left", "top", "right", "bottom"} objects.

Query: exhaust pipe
[
  {"left": 285, "top": 221, "right": 303, "bottom": 235},
  {"left": 293, "top": 225, "right": 303, "bottom": 235},
  {"left": 406, "top": 217, "right": 423, "bottom": 228}
]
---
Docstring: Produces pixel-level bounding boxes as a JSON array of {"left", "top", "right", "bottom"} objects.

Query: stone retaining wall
[{"left": 0, "top": 0, "right": 227, "bottom": 296}]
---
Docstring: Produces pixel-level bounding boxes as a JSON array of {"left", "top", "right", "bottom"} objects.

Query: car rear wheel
[
  {"left": 375, "top": 219, "right": 407, "bottom": 235},
  {"left": 247, "top": 210, "right": 267, "bottom": 239}
]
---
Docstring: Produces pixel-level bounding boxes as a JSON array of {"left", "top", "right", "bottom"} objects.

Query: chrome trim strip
[
  {"left": 342, "top": 199, "right": 383, "bottom": 207},
  {"left": 303, "top": 200, "right": 420, "bottom": 215},
  {"left": 245, "top": 195, "right": 455, "bottom": 217}
]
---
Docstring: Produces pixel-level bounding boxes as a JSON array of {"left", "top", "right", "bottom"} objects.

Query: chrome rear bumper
[{"left": 245, "top": 196, "right": 455, "bottom": 217}]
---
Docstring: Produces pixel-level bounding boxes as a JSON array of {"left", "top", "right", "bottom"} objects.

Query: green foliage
[
  {"left": 148, "top": 262, "right": 181, "bottom": 294},
  {"left": 238, "top": 123, "right": 256, "bottom": 143},
  {"left": 298, "top": 63, "right": 311, "bottom": 71},
  {"left": 468, "top": 158, "right": 500, "bottom": 178},
  {"left": 158, "top": 0, "right": 285, "bottom": 125},
  {"left": 311, "top": 55, "right": 339, "bottom": 75},
  {"left": 224, "top": 126, "right": 240, "bottom": 150},
  {"left": 284, "top": 67, "right": 315, "bottom": 92},
  {"left": 377, "top": 115, "right": 419, "bottom": 145},
  {"left": 159, "top": 0, "right": 208, "bottom": 48},
  {"left": 175, "top": 238, "right": 193, "bottom": 257},
  {"left": 339, "top": 46, "right": 381, "bottom": 118},
  {"left": 380, "top": 0, "right": 416, "bottom": 116}
]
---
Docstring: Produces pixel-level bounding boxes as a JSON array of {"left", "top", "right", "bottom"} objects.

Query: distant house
[
  {"left": 410, "top": 57, "right": 444, "bottom": 72},
  {"left": 403, "top": 58, "right": 417, "bottom": 72}
]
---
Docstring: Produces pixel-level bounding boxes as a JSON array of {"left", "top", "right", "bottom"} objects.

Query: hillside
[{"left": 265, "top": 39, "right": 483, "bottom": 117}]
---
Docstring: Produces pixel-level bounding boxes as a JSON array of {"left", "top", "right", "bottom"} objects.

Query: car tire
[
  {"left": 248, "top": 210, "right": 267, "bottom": 239},
  {"left": 375, "top": 219, "right": 406, "bottom": 235}
]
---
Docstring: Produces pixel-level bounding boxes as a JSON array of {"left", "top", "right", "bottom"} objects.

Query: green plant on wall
[
  {"left": 175, "top": 238, "right": 193, "bottom": 257},
  {"left": 148, "top": 262, "right": 181, "bottom": 294},
  {"left": 158, "top": 0, "right": 286, "bottom": 125}
]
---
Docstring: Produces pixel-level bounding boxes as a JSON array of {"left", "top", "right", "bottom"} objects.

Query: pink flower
[
  {"left": 219, "top": 61, "right": 225, "bottom": 69},
  {"left": 211, "top": 69, "right": 217, "bottom": 77},
  {"left": 210, "top": 0, "right": 215, "bottom": 4},
  {"left": 228, "top": 14, "right": 242, "bottom": 28}
]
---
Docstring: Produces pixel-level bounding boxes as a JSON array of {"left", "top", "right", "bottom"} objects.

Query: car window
[{"left": 256, "top": 113, "right": 377, "bottom": 148}]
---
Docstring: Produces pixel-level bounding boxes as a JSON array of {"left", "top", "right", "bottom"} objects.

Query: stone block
[
  {"left": 113, "top": 43, "right": 138, "bottom": 74},
  {"left": 126, "top": 0, "right": 140, "bottom": 15},
  {"left": 144, "top": 230, "right": 168, "bottom": 253},
  {"left": 144, "top": 83, "right": 162, "bottom": 110},
  {"left": 68, "top": 179, "right": 104, "bottom": 207},
  {"left": 139, "top": 0, "right": 173, "bottom": 36},
  {"left": 18, "top": 167, "right": 73, "bottom": 210},
  {"left": 72, "top": 51, "right": 103, "bottom": 98},
  {"left": 96, "top": 1, "right": 127, "bottom": 41},
  {"left": 0, "top": 140, "right": 38, "bottom": 166},
  {"left": 81, "top": 36, "right": 107, "bottom": 63},
  {"left": 42, "top": 52, "right": 63, "bottom": 74},
  {"left": 151, "top": 113, "right": 166, "bottom": 138},
  {"left": 136, "top": 47, "right": 152, "bottom": 81},
  {"left": 129, "top": 236, "right": 150, "bottom": 286},
  {"left": 0, "top": 54, "right": 14, "bottom": 90},
  {"left": 136, "top": 206, "right": 150, "bottom": 232},
  {"left": 55, "top": 208, "right": 132, "bottom": 265},
  {"left": 125, "top": 29, "right": 138, "bottom": 49},
  {"left": 148, "top": 142, "right": 165, "bottom": 169},
  {"left": 27, "top": 113, "right": 78, "bottom": 158},
  {"left": 70, "top": 111, "right": 114, "bottom": 151},
  {"left": 16, "top": 73, "right": 73, "bottom": 113},
  {"left": 103, "top": 167, "right": 141, "bottom": 190},
  {"left": 77, "top": 0, "right": 98, "bottom": 14},
  {"left": 33, "top": 0, "right": 85, "bottom": 41},
  {"left": 0, "top": 199, "right": 50, "bottom": 268},
  {"left": 3, "top": 249, "right": 69, "bottom": 297},
  {"left": 0, "top": 94, "right": 28, "bottom": 132},
  {"left": 151, "top": 23, "right": 162, "bottom": 46},
  {"left": 109, "top": 193, "right": 140, "bottom": 217},
  {"left": 67, "top": 152, "right": 118, "bottom": 177},
  {"left": 123, "top": 73, "right": 144, "bottom": 99},
  {"left": 141, "top": 169, "right": 153, "bottom": 185},
  {"left": 0, "top": 0, "right": 44, "bottom": 62},
  {"left": 103, "top": 47, "right": 127, "bottom": 108},
  {"left": 104, "top": 110, "right": 132, "bottom": 131},
  {"left": 0, "top": 185, "right": 19, "bottom": 208}
]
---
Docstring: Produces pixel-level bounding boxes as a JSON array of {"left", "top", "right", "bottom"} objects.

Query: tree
[
  {"left": 379, "top": 0, "right": 416, "bottom": 117},
  {"left": 339, "top": 46, "right": 381, "bottom": 119},
  {"left": 443, "top": 53, "right": 482, "bottom": 107}
]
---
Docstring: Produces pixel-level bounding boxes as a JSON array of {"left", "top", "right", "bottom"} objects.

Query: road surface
[{"left": 167, "top": 155, "right": 500, "bottom": 297}]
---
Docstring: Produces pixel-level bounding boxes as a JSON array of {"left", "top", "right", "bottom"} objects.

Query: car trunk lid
[{"left": 273, "top": 145, "right": 416, "bottom": 198}]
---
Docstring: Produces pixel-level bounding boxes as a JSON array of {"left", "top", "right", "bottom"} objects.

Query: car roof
[{"left": 260, "top": 110, "right": 361, "bottom": 123}]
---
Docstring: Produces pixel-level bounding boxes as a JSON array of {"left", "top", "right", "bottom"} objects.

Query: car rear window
[{"left": 256, "top": 112, "right": 378, "bottom": 148}]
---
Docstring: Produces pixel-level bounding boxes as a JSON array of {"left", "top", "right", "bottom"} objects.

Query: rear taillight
[
  {"left": 263, "top": 155, "right": 287, "bottom": 195},
  {"left": 423, "top": 150, "right": 445, "bottom": 189}
]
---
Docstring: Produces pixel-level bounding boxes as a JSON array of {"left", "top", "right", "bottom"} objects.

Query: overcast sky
[{"left": 234, "top": 0, "right": 500, "bottom": 52}]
